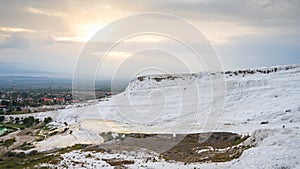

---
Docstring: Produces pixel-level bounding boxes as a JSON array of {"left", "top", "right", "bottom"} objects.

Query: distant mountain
[
  {"left": 0, "top": 62, "right": 129, "bottom": 90},
  {"left": 0, "top": 62, "right": 61, "bottom": 77},
  {"left": 0, "top": 62, "right": 71, "bottom": 89}
]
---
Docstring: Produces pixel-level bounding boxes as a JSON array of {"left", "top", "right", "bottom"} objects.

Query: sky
[{"left": 0, "top": 0, "right": 300, "bottom": 80}]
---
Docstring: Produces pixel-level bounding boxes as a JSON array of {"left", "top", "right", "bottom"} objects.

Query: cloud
[
  {"left": 0, "top": 2, "right": 69, "bottom": 34},
  {"left": 0, "top": 27, "right": 34, "bottom": 33},
  {"left": 108, "top": 0, "right": 300, "bottom": 31},
  {"left": 52, "top": 36, "right": 85, "bottom": 43},
  {"left": 25, "top": 7, "right": 66, "bottom": 17},
  {"left": 0, "top": 0, "right": 299, "bottom": 77},
  {"left": 0, "top": 34, "right": 30, "bottom": 49},
  {"left": 215, "top": 32, "right": 300, "bottom": 69}
]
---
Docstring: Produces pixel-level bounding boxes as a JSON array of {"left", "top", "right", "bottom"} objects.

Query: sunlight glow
[{"left": 75, "top": 24, "right": 105, "bottom": 42}]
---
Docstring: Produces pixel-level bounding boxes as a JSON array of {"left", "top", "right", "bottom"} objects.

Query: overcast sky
[{"left": 0, "top": 0, "right": 300, "bottom": 79}]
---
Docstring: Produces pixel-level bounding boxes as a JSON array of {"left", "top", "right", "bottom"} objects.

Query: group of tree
[{"left": 0, "top": 115, "right": 53, "bottom": 127}]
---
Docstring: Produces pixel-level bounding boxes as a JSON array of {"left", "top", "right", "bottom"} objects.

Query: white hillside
[
  {"left": 90, "top": 64, "right": 300, "bottom": 134},
  {"left": 23, "top": 64, "right": 300, "bottom": 169}
]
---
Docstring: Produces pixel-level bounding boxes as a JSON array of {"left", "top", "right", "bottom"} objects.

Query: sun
[{"left": 75, "top": 23, "right": 105, "bottom": 42}]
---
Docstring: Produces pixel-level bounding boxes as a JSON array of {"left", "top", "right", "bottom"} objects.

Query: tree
[
  {"left": 44, "top": 117, "right": 52, "bottom": 124},
  {"left": 9, "top": 116, "right": 14, "bottom": 123},
  {"left": 34, "top": 118, "right": 40, "bottom": 124},
  {"left": 0, "top": 116, "right": 4, "bottom": 122},
  {"left": 22, "top": 116, "right": 35, "bottom": 127},
  {"left": 16, "top": 107, "right": 22, "bottom": 112},
  {"left": 15, "top": 117, "right": 20, "bottom": 124},
  {"left": 4, "top": 138, "right": 16, "bottom": 149}
]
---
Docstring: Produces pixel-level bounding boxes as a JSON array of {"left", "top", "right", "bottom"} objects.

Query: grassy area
[
  {"left": 42, "top": 125, "right": 53, "bottom": 131},
  {"left": 6, "top": 110, "right": 32, "bottom": 115},
  {"left": 0, "top": 115, "right": 52, "bottom": 131},
  {"left": 1, "top": 109, "right": 54, "bottom": 115},
  {"left": 0, "top": 123, "right": 26, "bottom": 130},
  {"left": 18, "top": 142, "right": 35, "bottom": 151},
  {"left": 234, "top": 135, "right": 250, "bottom": 145},
  {"left": 0, "top": 144, "right": 89, "bottom": 169},
  {"left": 159, "top": 132, "right": 251, "bottom": 163}
]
